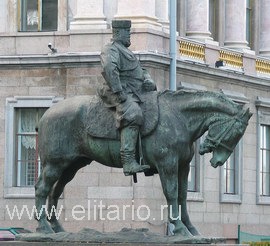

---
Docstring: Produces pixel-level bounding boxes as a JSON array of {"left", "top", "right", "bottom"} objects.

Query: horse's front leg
[
  {"left": 158, "top": 160, "right": 192, "bottom": 237},
  {"left": 35, "top": 165, "right": 59, "bottom": 233},
  {"left": 178, "top": 163, "right": 200, "bottom": 236}
]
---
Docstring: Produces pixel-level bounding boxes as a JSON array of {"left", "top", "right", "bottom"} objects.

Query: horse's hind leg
[
  {"left": 47, "top": 160, "right": 90, "bottom": 232},
  {"left": 35, "top": 163, "right": 61, "bottom": 233}
]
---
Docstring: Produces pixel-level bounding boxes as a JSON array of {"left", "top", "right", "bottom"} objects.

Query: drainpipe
[{"left": 169, "top": 0, "right": 177, "bottom": 91}]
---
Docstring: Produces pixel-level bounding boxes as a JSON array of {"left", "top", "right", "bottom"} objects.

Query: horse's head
[{"left": 199, "top": 107, "right": 252, "bottom": 168}]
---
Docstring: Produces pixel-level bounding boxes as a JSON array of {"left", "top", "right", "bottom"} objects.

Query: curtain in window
[{"left": 20, "top": 108, "right": 37, "bottom": 149}]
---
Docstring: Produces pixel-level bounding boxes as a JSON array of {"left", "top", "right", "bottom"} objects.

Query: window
[
  {"left": 187, "top": 139, "right": 204, "bottom": 202},
  {"left": 19, "top": 0, "right": 58, "bottom": 31},
  {"left": 224, "top": 155, "right": 237, "bottom": 195},
  {"left": 15, "top": 108, "right": 46, "bottom": 187},
  {"left": 5, "top": 96, "right": 62, "bottom": 198},
  {"left": 220, "top": 142, "right": 242, "bottom": 203},
  {"left": 219, "top": 89, "right": 248, "bottom": 203},
  {"left": 188, "top": 141, "right": 200, "bottom": 192},
  {"left": 255, "top": 96, "right": 270, "bottom": 204},
  {"left": 259, "top": 125, "right": 270, "bottom": 196}
]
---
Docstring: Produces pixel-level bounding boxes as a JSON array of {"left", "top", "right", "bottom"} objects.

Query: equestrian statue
[{"left": 35, "top": 20, "right": 252, "bottom": 238}]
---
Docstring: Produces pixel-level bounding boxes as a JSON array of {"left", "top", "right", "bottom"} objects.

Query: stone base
[
  {"left": 0, "top": 243, "right": 248, "bottom": 246},
  {"left": 13, "top": 228, "right": 226, "bottom": 245}
]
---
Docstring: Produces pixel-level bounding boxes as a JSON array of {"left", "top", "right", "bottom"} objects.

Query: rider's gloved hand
[{"left": 115, "top": 91, "right": 127, "bottom": 103}]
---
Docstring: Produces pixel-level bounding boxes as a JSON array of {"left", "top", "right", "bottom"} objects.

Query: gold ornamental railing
[
  {"left": 256, "top": 58, "right": 270, "bottom": 74},
  {"left": 179, "top": 40, "right": 205, "bottom": 61},
  {"left": 219, "top": 50, "right": 243, "bottom": 68}
]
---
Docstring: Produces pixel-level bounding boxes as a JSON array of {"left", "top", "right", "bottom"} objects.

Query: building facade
[{"left": 1, "top": 0, "right": 270, "bottom": 242}]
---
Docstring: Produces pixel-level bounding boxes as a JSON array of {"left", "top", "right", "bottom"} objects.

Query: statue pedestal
[
  {"left": 0, "top": 243, "right": 248, "bottom": 246},
  {"left": 11, "top": 228, "right": 230, "bottom": 245}
]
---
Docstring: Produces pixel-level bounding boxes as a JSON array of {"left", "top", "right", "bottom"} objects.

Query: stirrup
[{"left": 123, "top": 163, "right": 150, "bottom": 176}]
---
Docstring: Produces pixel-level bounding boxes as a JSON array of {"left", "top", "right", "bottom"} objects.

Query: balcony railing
[
  {"left": 179, "top": 40, "right": 205, "bottom": 62},
  {"left": 256, "top": 58, "right": 270, "bottom": 75},
  {"left": 219, "top": 50, "right": 243, "bottom": 69}
]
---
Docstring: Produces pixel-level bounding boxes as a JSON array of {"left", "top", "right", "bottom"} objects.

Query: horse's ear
[
  {"left": 243, "top": 108, "right": 252, "bottom": 122},
  {"left": 246, "top": 108, "right": 253, "bottom": 119}
]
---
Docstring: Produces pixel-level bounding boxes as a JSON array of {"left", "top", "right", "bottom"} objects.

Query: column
[
  {"left": 155, "top": 0, "right": 169, "bottom": 32},
  {"left": 186, "top": 0, "right": 212, "bottom": 41},
  {"left": 115, "top": 0, "right": 162, "bottom": 30},
  {"left": 259, "top": 0, "right": 270, "bottom": 57},
  {"left": 70, "top": 0, "right": 107, "bottom": 30},
  {"left": 224, "top": 0, "right": 248, "bottom": 49}
]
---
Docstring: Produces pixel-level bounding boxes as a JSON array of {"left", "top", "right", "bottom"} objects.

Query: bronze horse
[{"left": 35, "top": 90, "right": 251, "bottom": 237}]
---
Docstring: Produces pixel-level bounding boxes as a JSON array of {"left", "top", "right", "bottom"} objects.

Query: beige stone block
[
  {"left": 203, "top": 212, "right": 221, "bottom": 224},
  {"left": 243, "top": 181, "right": 256, "bottom": 194},
  {"left": 0, "top": 37, "right": 16, "bottom": 55},
  {"left": 204, "top": 178, "right": 219, "bottom": 192},
  {"left": 259, "top": 214, "right": 270, "bottom": 225},
  {"left": 99, "top": 172, "right": 132, "bottom": 187},
  {"left": 28, "top": 86, "right": 66, "bottom": 96},
  {"left": 88, "top": 161, "right": 112, "bottom": 173},
  {"left": 246, "top": 213, "right": 260, "bottom": 224},
  {"left": 0, "top": 86, "right": 28, "bottom": 97},
  {"left": 88, "top": 186, "right": 133, "bottom": 200},
  {"left": 189, "top": 211, "right": 204, "bottom": 223},
  {"left": 64, "top": 186, "right": 87, "bottom": 199},
  {"left": 206, "top": 202, "right": 220, "bottom": 213},
  {"left": 69, "top": 172, "right": 99, "bottom": 187},
  {"left": 15, "top": 36, "right": 54, "bottom": 55},
  {"left": 69, "top": 33, "right": 107, "bottom": 52},
  {"left": 21, "top": 76, "right": 53, "bottom": 87},
  {"left": 222, "top": 213, "right": 238, "bottom": 224},
  {"left": 134, "top": 186, "right": 156, "bottom": 199}
]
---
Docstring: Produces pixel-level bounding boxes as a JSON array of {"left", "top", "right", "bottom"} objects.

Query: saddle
[{"left": 86, "top": 91, "right": 159, "bottom": 140}]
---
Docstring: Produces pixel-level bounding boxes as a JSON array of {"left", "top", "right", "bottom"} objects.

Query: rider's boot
[{"left": 120, "top": 125, "right": 150, "bottom": 176}]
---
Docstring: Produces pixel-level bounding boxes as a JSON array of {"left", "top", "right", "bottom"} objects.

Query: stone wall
[{"left": 1, "top": 52, "right": 270, "bottom": 242}]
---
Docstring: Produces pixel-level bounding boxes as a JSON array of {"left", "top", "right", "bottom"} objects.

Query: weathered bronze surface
[
  {"left": 34, "top": 89, "right": 251, "bottom": 238},
  {"left": 33, "top": 19, "right": 252, "bottom": 242},
  {"left": 98, "top": 19, "right": 157, "bottom": 176}
]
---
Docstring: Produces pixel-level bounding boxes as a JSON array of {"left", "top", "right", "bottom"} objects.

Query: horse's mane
[{"left": 158, "top": 89, "right": 242, "bottom": 115}]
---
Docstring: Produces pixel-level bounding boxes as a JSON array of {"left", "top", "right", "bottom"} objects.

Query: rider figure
[{"left": 98, "top": 19, "right": 157, "bottom": 176}]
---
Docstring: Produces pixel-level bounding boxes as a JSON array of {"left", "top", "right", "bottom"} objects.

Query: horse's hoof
[
  {"left": 188, "top": 226, "right": 201, "bottom": 236},
  {"left": 174, "top": 226, "right": 193, "bottom": 238},
  {"left": 51, "top": 223, "right": 65, "bottom": 233},
  {"left": 36, "top": 220, "right": 55, "bottom": 234}
]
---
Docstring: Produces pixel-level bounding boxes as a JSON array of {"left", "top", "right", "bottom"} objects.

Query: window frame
[
  {"left": 220, "top": 140, "right": 243, "bottom": 204},
  {"left": 18, "top": 0, "right": 58, "bottom": 32},
  {"left": 256, "top": 96, "right": 270, "bottom": 204},
  {"left": 4, "top": 96, "right": 62, "bottom": 198},
  {"left": 219, "top": 89, "right": 249, "bottom": 204}
]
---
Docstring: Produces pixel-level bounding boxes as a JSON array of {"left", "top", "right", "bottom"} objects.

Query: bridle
[{"left": 203, "top": 113, "right": 248, "bottom": 153}]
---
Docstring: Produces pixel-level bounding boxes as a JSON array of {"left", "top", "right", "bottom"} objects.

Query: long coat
[{"left": 98, "top": 41, "right": 156, "bottom": 128}]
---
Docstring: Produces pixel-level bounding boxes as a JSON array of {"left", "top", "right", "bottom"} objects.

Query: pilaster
[
  {"left": 155, "top": 0, "right": 169, "bottom": 32},
  {"left": 114, "top": 0, "right": 162, "bottom": 31},
  {"left": 69, "top": 0, "right": 107, "bottom": 30}
]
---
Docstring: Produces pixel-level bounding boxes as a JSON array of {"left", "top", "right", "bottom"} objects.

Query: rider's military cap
[{"left": 112, "top": 20, "right": 131, "bottom": 29}]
